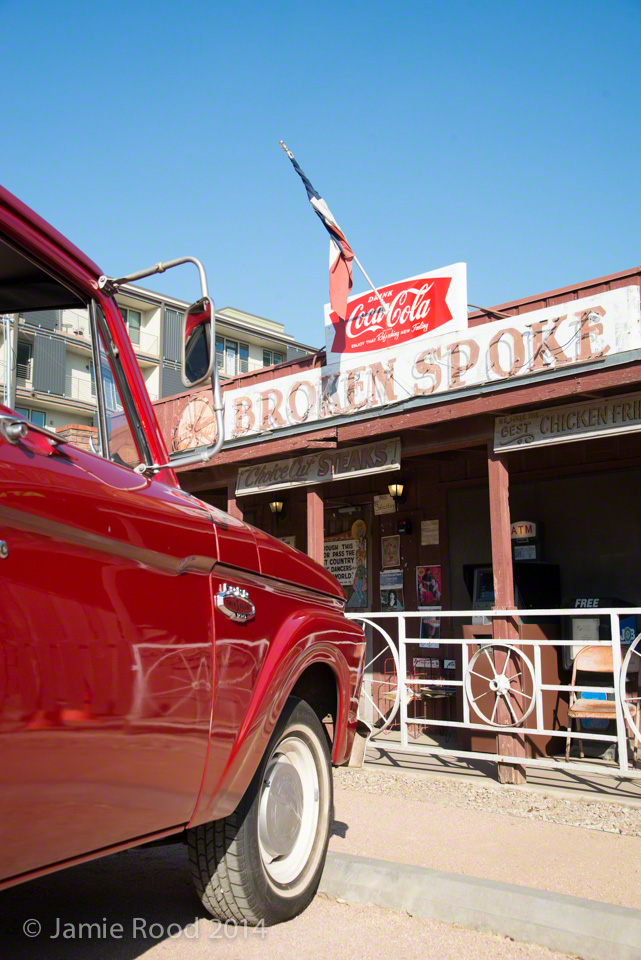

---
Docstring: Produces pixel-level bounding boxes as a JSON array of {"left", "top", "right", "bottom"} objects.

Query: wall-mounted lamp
[
  {"left": 388, "top": 482, "right": 405, "bottom": 510},
  {"left": 269, "top": 501, "right": 284, "bottom": 515}
]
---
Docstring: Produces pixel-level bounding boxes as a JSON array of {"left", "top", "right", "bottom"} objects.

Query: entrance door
[{"left": 0, "top": 309, "right": 217, "bottom": 881}]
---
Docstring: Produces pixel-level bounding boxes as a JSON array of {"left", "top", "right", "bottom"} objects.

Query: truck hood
[
  {"left": 251, "top": 525, "right": 345, "bottom": 602},
  {"left": 196, "top": 498, "right": 344, "bottom": 602}
]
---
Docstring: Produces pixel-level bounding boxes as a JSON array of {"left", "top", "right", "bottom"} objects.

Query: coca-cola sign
[{"left": 324, "top": 263, "right": 467, "bottom": 362}]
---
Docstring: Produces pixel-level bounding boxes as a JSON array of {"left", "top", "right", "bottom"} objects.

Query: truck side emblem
[{"left": 216, "top": 584, "right": 255, "bottom": 622}]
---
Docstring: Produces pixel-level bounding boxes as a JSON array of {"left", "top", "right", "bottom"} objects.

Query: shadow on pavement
[{"left": 0, "top": 843, "right": 211, "bottom": 959}]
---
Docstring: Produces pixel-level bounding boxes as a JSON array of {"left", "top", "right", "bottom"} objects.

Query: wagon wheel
[
  {"left": 353, "top": 617, "right": 400, "bottom": 737},
  {"left": 172, "top": 397, "right": 217, "bottom": 452},
  {"left": 465, "top": 643, "right": 536, "bottom": 727},
  {"left": 620, "top": 633, "right": 641, "bottom": 745}
]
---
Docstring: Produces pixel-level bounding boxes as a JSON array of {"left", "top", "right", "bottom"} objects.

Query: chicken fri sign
[{"left": 224, "top": 287, "right": 641, "bottom": 442}]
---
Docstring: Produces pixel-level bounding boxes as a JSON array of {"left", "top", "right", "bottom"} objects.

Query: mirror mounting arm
[
  {"left": 98, "top": 257, "right": 209, "bottom": 299},
  {"left": 99, "top": 255, "right": 225, "bottom": 479}
]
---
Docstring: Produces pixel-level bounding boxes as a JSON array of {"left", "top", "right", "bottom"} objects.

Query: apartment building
[{"left": 0, "top": 285, "right": 316, "bottom": 433}]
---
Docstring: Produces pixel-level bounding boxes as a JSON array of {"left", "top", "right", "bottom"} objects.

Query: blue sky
[{"left": 2, "top": 0, "right": 640, "bottom": 347}]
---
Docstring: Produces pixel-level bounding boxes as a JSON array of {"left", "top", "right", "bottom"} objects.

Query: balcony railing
[
  {"left": 23, "top": 312, "right": 160, "bottom": 358},
  {"left": 16, "top": 362, "right": 31, "bottom": 387},
  {"left": 0, "top": 360, "right": 31, "bottom": 391},
  {"left": 216, "top": 354, "right": 264, "bottom": 377},
  {"left": 129, "top": 329, "right": 159, "bottom": 356},
  {"left": 59, "top": 314, "right": 91, "bottom": 339},
  {"left": 63, "top": 375, "right": 96, "bottom": 405}
]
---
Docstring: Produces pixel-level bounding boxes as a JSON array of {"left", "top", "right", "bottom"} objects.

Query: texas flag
[{"left": 281, "top": 143, "right": 354, "bottom": 322}]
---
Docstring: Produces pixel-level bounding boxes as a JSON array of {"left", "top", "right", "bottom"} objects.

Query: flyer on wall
[
  {"left": 417, "top": 565, "right": 441, "bottom": 607},
  {"left": 380, "top": 568, "right": 404, "bottom": 612},
  {"left": 420, "top": 611, "right": 441, "bottom": 648},
  {"left": 381, "top": 587, "right": 404, "bottom": 612}
]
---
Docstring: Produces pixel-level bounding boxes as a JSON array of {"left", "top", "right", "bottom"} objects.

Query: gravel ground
[{"left": 335, "top": 765, "right": 641, "bottom": 836}]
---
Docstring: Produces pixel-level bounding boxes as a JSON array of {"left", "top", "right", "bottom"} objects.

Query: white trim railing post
[
  {"left": 533, "top": 643, "right": 544, "bottom": 731},
  {"left": 610, "top": 612, "right": 629, "bottom": 775},
  {"left": 398, "top": 614, "right": 408, "bottom": 749},
  {"left": 461, "top": 639, "right": 470, "bottom": 726}
]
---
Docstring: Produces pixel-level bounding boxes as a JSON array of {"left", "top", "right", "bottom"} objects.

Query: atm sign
[{"left": 511, "top": 521, "right": 537, "bottom": 540}]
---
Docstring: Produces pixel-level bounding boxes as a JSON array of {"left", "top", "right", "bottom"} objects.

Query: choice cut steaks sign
[
  {"left": 221, "top": 286, "right": 641, "bottom": 442},
  {"left": 323, "top": 263, "right": 468, "bottom": 362},
  {"left": 236, "top": 438, "right": 401, "bottom": 496}
]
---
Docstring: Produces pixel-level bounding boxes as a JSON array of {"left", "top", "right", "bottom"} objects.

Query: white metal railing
[
  {"left": 60, "top": 312, "right": 90, "bottom": 339},
  {"left": 16, "top": 362, "right": 30, "bottom": 386},
  {"left": 131, "top": 329, "right": 159, "bottom": 355},
  {"left": 0, "top": 360, "right": 30, "bottom": 389},
  {"left": 348, "top": 609, "right": 641, "bottom": 780},
  {"left": 216, "top": 354, "right": 264, "bottom": 377},
  {"left": 64, "top": 375, "right": 95, "bottom": 405}
]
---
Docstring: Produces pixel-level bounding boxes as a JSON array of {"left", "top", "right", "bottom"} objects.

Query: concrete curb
[{"left": 320, "top": 852, "right": 641, "bottom": 960}]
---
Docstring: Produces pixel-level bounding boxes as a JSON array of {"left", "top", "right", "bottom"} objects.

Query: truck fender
[{"left": 188, "top": 607, "right": 364, "bottom": 827}]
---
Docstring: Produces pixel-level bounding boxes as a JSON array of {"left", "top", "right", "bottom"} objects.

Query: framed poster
[
  {"left": 417, "top": 565, "right": 442, "bottom": 607},
  {"left": 381, "top": 535, "right": 400, "bottom": 568}
]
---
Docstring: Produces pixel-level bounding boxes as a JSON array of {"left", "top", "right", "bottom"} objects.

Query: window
[
  {"left": 15, "top": 406, "right": 46, "bottom": 427},
  {"left": 263, "top": 349, "right": 284, "bottom": 367},
  {"left": 93, "top": 306, "right": 147, "bottom": 470},
  {"left": 216, "top": 336, "right": 249, "bottom": 376},
  {"left": 215, "top": 335, "right": 224, "bottom": 370},
  {"left": 0, "top": 233, "right": 100, "bottom": 449},
  {"left": 16, "top": 340, "right": 32, "bottom": 384},
  {"left": 120, "top": 307, "right": 141, "bottom": 346}
]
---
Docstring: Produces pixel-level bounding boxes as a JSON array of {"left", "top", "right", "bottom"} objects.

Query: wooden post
[
  {"left": 227, "top": 478, "right": 243, "bottom": 521},
  {"left": 307, "top": 487, "right": 324, "bottom": 564},
  {"left": 487, "top": 441, "right": 526, "bottom": 785}
]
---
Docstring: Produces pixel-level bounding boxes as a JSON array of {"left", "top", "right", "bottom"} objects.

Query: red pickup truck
[{"left": 0, "top": 185, "right": 366, "bottom": 926}]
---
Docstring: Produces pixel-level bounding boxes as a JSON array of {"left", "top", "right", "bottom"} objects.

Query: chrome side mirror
[
  {"left": 182, "top": 297, "right": 215, "bottom": 387},
  {"left": 98, "top": 257, "right": 225, "bottom": 476}
]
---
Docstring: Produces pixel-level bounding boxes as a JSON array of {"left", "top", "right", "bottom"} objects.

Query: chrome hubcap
[
  {"left": 257, "top": 734, "right": 320, "bottom": 885},
  {"left": 258, "top": 756, "right": 304, "bottom": 858}
]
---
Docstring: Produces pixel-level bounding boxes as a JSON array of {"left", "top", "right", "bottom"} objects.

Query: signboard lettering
[
  {"left": 230, "top": 288, "right": 639, "bottom": 442},
  {"left": 236, "top": 438, "right": 401, "bottom": 495},
  {"left": 511, "top": 521, "right": 537, "bottom": 539},
  {"left": 172, "top": 287, "right": 641, "bottom": 450},
  {"left": 324, "top": 539, "right": 358, "bottom": 586},
  {"left": 495, "top": 389, "right": 641, "bottom": 452},
  {"left": 324, "top": 263, "right": 467, "bottom": 360}
]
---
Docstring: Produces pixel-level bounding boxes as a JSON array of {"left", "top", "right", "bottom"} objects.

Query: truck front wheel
[{"left": 188, "top": 696, "right": 333, "bottom": 926}]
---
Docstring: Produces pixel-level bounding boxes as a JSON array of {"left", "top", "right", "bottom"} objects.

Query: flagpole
[
  {"left": 350, "top": 253, "right": 390, "bottom": 318},
  {"left": 279, "top": 141, "right": 390, "bottom": 317}
]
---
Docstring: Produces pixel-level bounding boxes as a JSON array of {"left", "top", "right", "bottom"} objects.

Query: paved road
[{"left": 0, "top": 844, "right": 572, "bottom": 960}]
